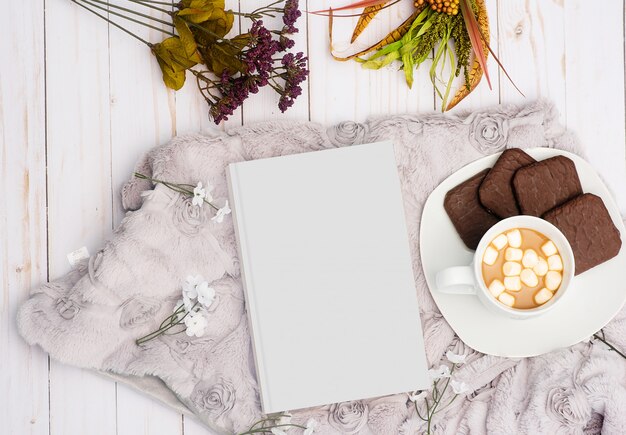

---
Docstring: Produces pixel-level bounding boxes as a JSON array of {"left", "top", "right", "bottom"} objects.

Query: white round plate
[{"left": 420, "top": 148, "right": 626, "bottom": 357}]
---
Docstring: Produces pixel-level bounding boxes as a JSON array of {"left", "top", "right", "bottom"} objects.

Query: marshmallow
[
  {"left": 541, "top": 241, "right": 558, "bottom": 257},
  {"left": 534, "top": 288, "right": 553, "bottom": 305},
  {"left": 533, "top": 257, "right": 549, "bottom": 276},
  {"left": 498, "top": 292, "right": 516, "bottom": 307},
  {"left": 505, "top": 247, "right": 523, "bottom": 261},
  {"left": 545, "top": 271, "right": 562, "bottom": 291},
  {"left": 492, "top": 234, "right": 508, "bottom": 250},
  {"left": 522, "top": 249, "right": 539, "bottom": 268},
  {"left": 548, "top": 255, "right": 563, "bottom": 271},
  {"left": 520, "top": 268, "right": 539, "bottom": 287},
  {"left": 488, "top": 279, "right": 505, "bottom": 297},
  {"left": 506, "top": 229, "right": 522, "bottom": 248},
  {"left": 504, "top": 276, "right": 522, "bottom": 291},
  {"left": 503, "top": 261, "right": 522, "bottom": 276},
  {"left": 483, "top": 246, "right": 499, "bottom": 266}
]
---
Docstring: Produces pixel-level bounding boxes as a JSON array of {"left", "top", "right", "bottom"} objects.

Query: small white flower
[
  {"left": 428, "top": 365, "right": 451, "bottom": 381},
  {"left": 184, "top": 310, "right": 208, "bottom": 337},
  {"left": 446, "top": 350, "right": 467, "bottom": 365},
  {"left": 196, "top": 282, "right": 216, "bottom": 308},
  {"left": 211, "top": 200, "right": 231, "bottom": 223},
  {"left": 450, "top": 380, "right": 470, "bottom": 395},
  {"left": 192, "top": 182, "right": 206, "bottom": 207},
  {"left": 303, "top": 419, "right": 319, "bottom": 435},
  {"left": 270, "top": 428, "right": 287, "bottom": 435},
  {"left": 183, "top": 275, "right": 205, "bottom": 300},
  {"left": 408, "top": 390, "right": 427, "bottom": 403},
  {"left": 276, "top": 414, "right": 292, "bottom": 426}
]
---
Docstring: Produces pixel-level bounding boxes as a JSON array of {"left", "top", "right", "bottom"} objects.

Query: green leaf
[
  {"left": 402, "top": 52, "right": 414, "bottom": 88},
  {"left": 362, "top": 50, "right": 400, "bottom": 69}
]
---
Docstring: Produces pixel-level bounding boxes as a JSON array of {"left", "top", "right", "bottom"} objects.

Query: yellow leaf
[
  {"left": 202, "top": 8, "right": 234, "bottom": 38},
  {"left": 152, "top": 36, "right": 200, "bottom": 90},
  {"left": 177, "top": 0, "right": 226, "bottom": 24},
  {"left": 173, "top": 16, "right": 199, "bottom": 59}
]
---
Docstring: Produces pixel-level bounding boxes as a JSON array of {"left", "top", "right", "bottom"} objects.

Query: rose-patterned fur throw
[{"left": 18, "top": 101, "right": 626, "bottom": 434}]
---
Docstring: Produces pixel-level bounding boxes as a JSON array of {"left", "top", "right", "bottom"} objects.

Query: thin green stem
[
  {"left": 78, "top": 0, "right": 175, "bottom": 37},
  {"left": 127, "top": 0, "right": 176, "bottom": 14},
  {"left": 414, "top": 400, "right": 427, "bottom": 422},
  {"left": 435, "top": 394, "right": 459, "bottom": 413},
  {"left": 70, "top": 0, "right": 151, "bottom": 45},
  {"left": 135, "top": 172, "right": 220, "bottom": 211},
  {"left": 238, "top": 424, "right": 306, "bottom": 435},
  {"left": 174, "top": 15, "right": 240, "bottom": 49},
  {"left": 136, "top": 302, "right": 199, "bottom": 345},
  {"left": 425, "top": 364, "right": 456, "bottom": 434},
  {"left": 593, "top": 332, "right": 626, "bottom": 360},
  {"left": 87, "top": 0, "right": 174, "bottom": 27},
  {"left": 127, "top": 0, "right": 176, "bottom": 4}
]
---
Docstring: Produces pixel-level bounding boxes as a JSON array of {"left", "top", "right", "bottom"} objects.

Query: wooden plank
[
  {"left": 183, "top": 414, "right": 218, "bottom": 435},
  {"left": 109, "top": 2, "right": 177, "bottom": 224},
  {"left": 106, "top": 3, "right": 188, "bottom": 434},
  {"left": 496, "top": 0, "right": 566, "bottom": 121},
  {"left": 0, "top": 0, "right": 49, "bottom": 433},
  {"left": 116, "top": 383, "right": 184, "bottom": 435},
  {"left": 44, "top": 0, "right": 118, "bottom": 433},
  {"left": 564, "top": 0, "right": 626, "bottom": 213}
]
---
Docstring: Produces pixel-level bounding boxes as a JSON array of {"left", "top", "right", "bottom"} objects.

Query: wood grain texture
[
  {"left": 0, "top": 1, "right": 49, "bottom": 434},
  {"left": 564, "top": 0, "right": 626, "bottom": 214},
  {"left": 1, "top": 0, "right": 625, "bottom": 434},
  {"left": 44, "top": 0, "right": 118, "bottom": 433}
]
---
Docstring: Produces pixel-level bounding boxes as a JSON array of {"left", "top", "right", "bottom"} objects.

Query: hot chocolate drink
[{"left": 481, "top": 228, "right": 564, "bottom": 309}]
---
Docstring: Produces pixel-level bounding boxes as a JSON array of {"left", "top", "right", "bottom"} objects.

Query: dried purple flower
[
  {"left": 279, "top": 34, "right": 295, "bottom": 50},
  {"left": 244, "top": 20, "right": 280, "bottom": 77},
  {"left": 201, "top": 2, "right": 307, "bottom": 124},
  {"left": 278, "top": 51, "right": 308, "bottom": 112},
  {"left": 283, "top": 0, "right": 301, "bottom": 33}
]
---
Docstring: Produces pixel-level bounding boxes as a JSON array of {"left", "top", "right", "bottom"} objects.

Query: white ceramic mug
[{"left": 435, "top": 216, "right": 575, "bottom": 319}]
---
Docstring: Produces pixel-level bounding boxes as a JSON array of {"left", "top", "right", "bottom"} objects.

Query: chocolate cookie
[
  {"left": 444, "top": 169, "right": 500, "bottom": 250},
  {"left": 543, "top": 193, "right": 622, "bottom": 275},
  {"left": 479, "top": 148, "right": 536, "bottom": 218},
  {"left": 512, "top": 156, "right": 583, "bottom": 216}
]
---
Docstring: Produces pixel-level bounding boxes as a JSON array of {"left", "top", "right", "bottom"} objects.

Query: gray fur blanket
[{"left": 18, "top": 101, "right": 626, "bottom": 434}]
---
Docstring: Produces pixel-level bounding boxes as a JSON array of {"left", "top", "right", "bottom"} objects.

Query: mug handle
[{"left": 436, "top": 266, "right": 477, "bottom": 295}]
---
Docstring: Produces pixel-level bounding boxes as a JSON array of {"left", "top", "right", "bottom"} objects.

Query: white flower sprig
[
  {"left": 410, "top": 351, "right": 470, "bottom": 435},
  {"left": 192, "top": 181, "right": 214, "bottom": 206},
  {"left": 134, "top": 172, "right": 231, "bottom": 222},
  {"left": 238, "top": 414, "right": 318, "bottom": 435},
  {"left": 136, "top": 275, "right": 216, "bottom": 345}
]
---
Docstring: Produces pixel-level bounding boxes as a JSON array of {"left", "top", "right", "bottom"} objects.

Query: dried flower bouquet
[{"left": 70, "top": 0, "right": 309, "bottom": 123}]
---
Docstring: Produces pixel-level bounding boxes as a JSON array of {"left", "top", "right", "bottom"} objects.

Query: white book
[{"left": 227, "top": 141, "right": 428, "bottom": 414}]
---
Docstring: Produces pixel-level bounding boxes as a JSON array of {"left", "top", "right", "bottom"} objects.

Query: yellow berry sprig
[{"left": 415, "top": 0, "right": 459, "bottom": 16}]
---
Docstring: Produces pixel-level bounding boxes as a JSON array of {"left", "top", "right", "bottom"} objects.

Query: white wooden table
[{"left": 2, "top": 1, "right": 625, "bottom": 434}]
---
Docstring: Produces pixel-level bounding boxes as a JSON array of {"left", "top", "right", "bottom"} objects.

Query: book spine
[{"left": 226, "top": 164, "right": 272, "bottom": 413}]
